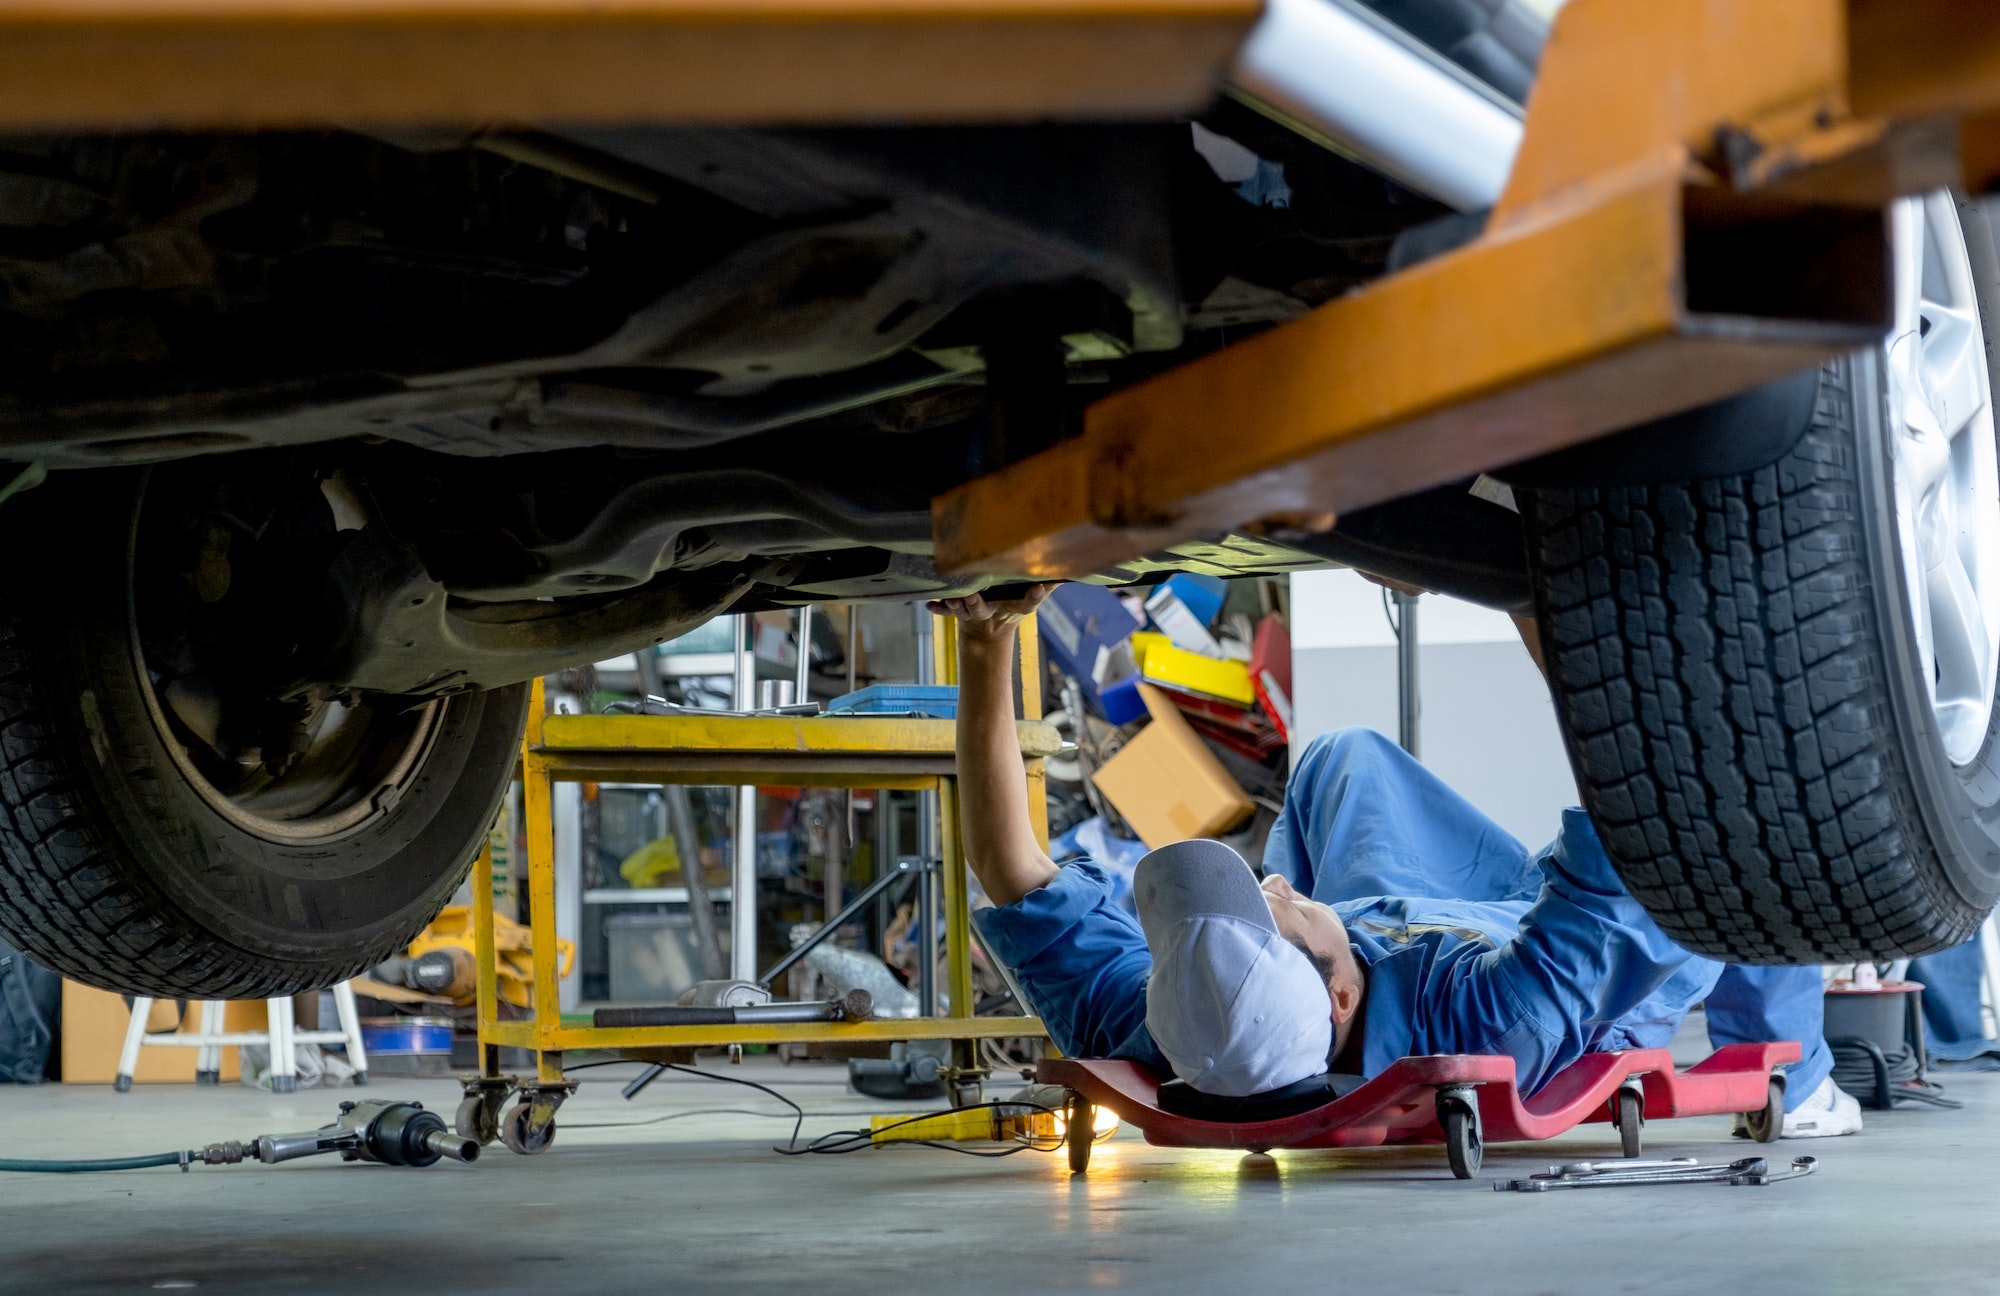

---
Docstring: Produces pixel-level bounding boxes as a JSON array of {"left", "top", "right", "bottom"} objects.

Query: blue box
[
  {"left": 1097, "top": 674, "right": 1147, "bottom": 726},
  {"left": 1038, "top": 583, "right": 1144, "bottom": 717},
  {"left": 1154, "top": 573, "right": 1226, "bottom": 629}
]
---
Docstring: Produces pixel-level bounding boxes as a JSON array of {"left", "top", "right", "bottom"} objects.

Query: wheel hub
[
  {"left": 128, "top": 463, "right": 447, "bottom": 845},
  {"left": 1886, "top": 191, "right": 2000, "bottom": 767}
]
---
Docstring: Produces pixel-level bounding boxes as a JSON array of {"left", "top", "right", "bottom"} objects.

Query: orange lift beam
[
  {"left": 933, "top": 0, "right": 2000, "bottom": 579},
  {"left": 0, "top": 0, "right": 1259, "bottom": 128}
]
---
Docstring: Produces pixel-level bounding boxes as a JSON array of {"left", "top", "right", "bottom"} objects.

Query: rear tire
[
  {"left": 0, "top": 470, "right": 529, "bottom": 997},
  {"left": 1523, "top": 193, "right": 2000, "bottom": 961}
]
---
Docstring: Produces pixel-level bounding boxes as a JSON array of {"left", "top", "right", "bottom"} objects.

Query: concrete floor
[{"left": 1, "top": 1045, "right": 1991, "bottom": 1296}]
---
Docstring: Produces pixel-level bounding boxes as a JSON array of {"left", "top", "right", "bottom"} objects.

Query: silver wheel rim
[
  {"left": 1887, "top": 191, "right": 2000, "bottom": 768},
  {"left": 125, "top": 476, "right": 446, "bottom": 846}
]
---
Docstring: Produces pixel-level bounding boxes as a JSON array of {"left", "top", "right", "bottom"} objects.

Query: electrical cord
[
  {"left": 585, "top": 1059, "right": 1078, "bottom": 1157},
  {"left": 600, "top": 1060, "right": 809, "bottom": 1151},
  {"left": 775, "top": 1101, "right": 1068, "bottom": 1158}
]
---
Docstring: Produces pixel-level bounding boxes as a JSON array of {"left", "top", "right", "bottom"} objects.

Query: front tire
[
  {"left": 1525, "top": 193, "right": 2000, "bottom": 961},
  {"left": 0, "top": 469, "right": 529, "bottom": 997}
]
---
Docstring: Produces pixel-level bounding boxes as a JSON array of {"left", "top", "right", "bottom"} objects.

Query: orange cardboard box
[
  {"left": 60, "top": 981, "right": 263, "bottom": 1084},
  {"left": 1089, "top": 683, "right": 1255, "bottom": 849}
]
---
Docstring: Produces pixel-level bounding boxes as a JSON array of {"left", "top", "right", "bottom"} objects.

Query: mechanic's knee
[{"left": 1300, "top": 727, "right": 1405, "bottom": 782}]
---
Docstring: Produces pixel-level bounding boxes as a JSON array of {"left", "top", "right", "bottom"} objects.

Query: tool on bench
[
  {"left": 1497, "top": 1155, "right": 1818, "bottom": 1192},
  {"left": 594, "top": 989, "right": 873, "bottom": 1029}
]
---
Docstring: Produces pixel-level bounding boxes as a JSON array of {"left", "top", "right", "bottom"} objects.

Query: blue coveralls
[
  {"left": 978, "top": 727, "right": 1833, "bottom": 1110},
  {"left": 1908, "top": 937, "right": 2000, "bottom": 1068}
]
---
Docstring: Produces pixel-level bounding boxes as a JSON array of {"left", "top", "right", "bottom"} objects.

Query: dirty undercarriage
[{"left": 0, "top": 112, "right": 1449, "bottom": 707}]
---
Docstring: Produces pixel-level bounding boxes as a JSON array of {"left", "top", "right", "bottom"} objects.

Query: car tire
[
  {"left": 1523, "top": 191, "right": 2000, "bottom": 961},
  {"left": 0, "top": 469, "right": 529, "bottom": 998}
]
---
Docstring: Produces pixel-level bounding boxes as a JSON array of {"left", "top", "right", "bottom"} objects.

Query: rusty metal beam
[
  {"left": 0, "top": 0, "right": 1259, "bottom": 129},
  {"left": 932, "top": 0, "right": 1946, "bottom": 579}
]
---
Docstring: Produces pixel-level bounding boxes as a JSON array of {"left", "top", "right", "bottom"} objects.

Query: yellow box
[{"left": 1130, "top": 632, "right": 1255, "bottom": 706}]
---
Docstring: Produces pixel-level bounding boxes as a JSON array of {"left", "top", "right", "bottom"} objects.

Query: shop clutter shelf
[{"left": 462, "top": 614, "right": 1057, "bottom": 1154}]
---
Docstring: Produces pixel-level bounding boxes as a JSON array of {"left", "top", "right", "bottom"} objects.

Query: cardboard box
[
  {"left": 1089, "top": 684, "right": 1255, "bottom": 848},
  {"left": 60, "top": 981, "right": 261, "bottom": 1084}
]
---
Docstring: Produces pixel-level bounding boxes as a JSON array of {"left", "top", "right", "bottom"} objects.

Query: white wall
[{"left": 1289, "top": 568, "right": 1578, "bottom": 849}]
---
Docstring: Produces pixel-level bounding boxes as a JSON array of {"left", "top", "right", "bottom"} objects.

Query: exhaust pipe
[{"left": 1228, "top": 0, "right": 1524, "bottom": 211}]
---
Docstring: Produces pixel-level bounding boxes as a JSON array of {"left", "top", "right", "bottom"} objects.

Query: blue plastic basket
[{"left": 825, "top": 684, "right": 960, "bottom": 718}]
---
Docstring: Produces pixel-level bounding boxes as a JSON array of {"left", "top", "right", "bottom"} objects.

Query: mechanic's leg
[
  {"left": 1907, "top": 936, "right": 1998, "bottom": 1061},
  {"left": 1262, "top": 727, "right": 1538, "bottom": 904},
  {"left": 1704, "top": 965, "right": 1834, "bottom": 1112}
]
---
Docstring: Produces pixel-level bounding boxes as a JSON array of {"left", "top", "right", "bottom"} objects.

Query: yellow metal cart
[{"left": 460, "top": 615, "right": 1058, "bottom": 1154}]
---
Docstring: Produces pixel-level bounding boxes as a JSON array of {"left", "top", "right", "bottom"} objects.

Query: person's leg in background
[
  {"left": 1263, "top": 727, "right": 1541, "bottom": 904},
  {"left": 1907, "top": 936, "right": 2000, "bottom": 1070},
  {"left": 1705, "top": 964, "right": 1858, "bottom": 1135}
]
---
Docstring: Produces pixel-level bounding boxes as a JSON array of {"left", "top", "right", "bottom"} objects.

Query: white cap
[{"left": 1134, "top": 840, "right": 1334, "bottom": 1097}]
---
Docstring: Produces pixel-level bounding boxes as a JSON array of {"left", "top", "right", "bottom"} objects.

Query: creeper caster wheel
[
  {"left": 1065, "top": 1093, "right": 1094, "bottom": 1175},
  {"left": 1437, "top": 1086, "right": 1482, "bottom": 1179}
]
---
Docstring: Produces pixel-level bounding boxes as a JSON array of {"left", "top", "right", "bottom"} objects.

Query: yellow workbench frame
[{"left": 465, "top": 613, "right": 1055, "bottom": 1145}]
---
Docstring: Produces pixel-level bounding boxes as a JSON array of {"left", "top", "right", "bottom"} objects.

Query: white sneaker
[{"left": 1780, "top": 1077, "right": 1864, "bottom": 1139}]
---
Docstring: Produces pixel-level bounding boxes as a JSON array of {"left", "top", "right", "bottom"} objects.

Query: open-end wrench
[{"left": 1497, "top": 1155, "right": 1818, "bottom": 1191}]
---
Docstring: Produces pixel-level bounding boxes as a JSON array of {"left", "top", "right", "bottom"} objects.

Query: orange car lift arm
[
  {"left": 934, "top": 0, "right": 2000, "bottom": 578},
  {"left": 0, "top": 0, "right": 1259, "bottom": 127}
]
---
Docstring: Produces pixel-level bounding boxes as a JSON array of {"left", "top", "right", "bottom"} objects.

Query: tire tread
[{"left": 1525, "top": 360, "right": 1979, "bottom": 961}]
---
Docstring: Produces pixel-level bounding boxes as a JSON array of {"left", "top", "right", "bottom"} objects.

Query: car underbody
[
  {"left": 12, "top": 0, "right": 2000, "bottom": 999},
  {"left": 1, "top": 112, "right": 1475, "bottom": 703}
]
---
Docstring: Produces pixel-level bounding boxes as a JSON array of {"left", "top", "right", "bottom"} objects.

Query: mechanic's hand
[{"left": 926, "top": 584, "right": 1058, "bottom": 646}]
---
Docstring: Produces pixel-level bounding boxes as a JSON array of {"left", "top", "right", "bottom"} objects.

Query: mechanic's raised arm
[{"left": 927, "top": 585, "right": 1060, "bottom": 906}]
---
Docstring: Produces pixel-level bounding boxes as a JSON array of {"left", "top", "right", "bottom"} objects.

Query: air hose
[
  {"left": 0, "top": 1152, "right": 194, "bottom": 1173},
  {"left": 0, "top": 1099, "right": 479, "bottom": 1173}
]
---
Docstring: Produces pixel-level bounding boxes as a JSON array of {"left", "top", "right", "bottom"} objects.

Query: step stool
[{"left": 114, "top": 983, "right": 370, "bottom": 1092}]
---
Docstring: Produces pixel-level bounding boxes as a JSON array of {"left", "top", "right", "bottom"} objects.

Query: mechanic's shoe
[
  {"left": 1779, "top": 1077, "right": 1864, "bottom": 1138},
  {"left": 1732, "top": 1076, "right": 1864, "bottom": 1140}
]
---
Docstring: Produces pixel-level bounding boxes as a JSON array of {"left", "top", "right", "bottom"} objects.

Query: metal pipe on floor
[
  {"left": 757, "top": 858, "right": 917, "bottom": 987},
  {"left": 1228, "top": 0, "right": 1522, "bottom": 211}
]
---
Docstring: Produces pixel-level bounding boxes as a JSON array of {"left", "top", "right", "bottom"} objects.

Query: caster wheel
[
  {"left": 1438, "top": 1091, "right": 1482, "bottom": 1180},
  {"left": 950, "top": 1079, "right": 984, "bottom": 1110},
  {"left": 456, "top": 1094, "right": 502, "bottom": 1145},
  {"left": 1065, "top": 1093, "right": 1094, "bottom": 1175},
  {"left": 1744, "top": 1078, "right": 1785, "bottom": 1144},
  {"left": 1614, "top": 1087, "right": 1644, "bottom": 1158},
  {"left": 501, "top": 1102, "right": 557, "bottom": 1155}
]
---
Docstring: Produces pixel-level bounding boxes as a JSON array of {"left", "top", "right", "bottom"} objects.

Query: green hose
[{"left": 0, "top": 1152, "right": 186, "bottom": 1172}]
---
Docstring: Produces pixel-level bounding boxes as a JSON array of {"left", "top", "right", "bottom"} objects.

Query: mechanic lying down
[{"left": 934, "top": 585, "right": 1862, "bottom": 1139}]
